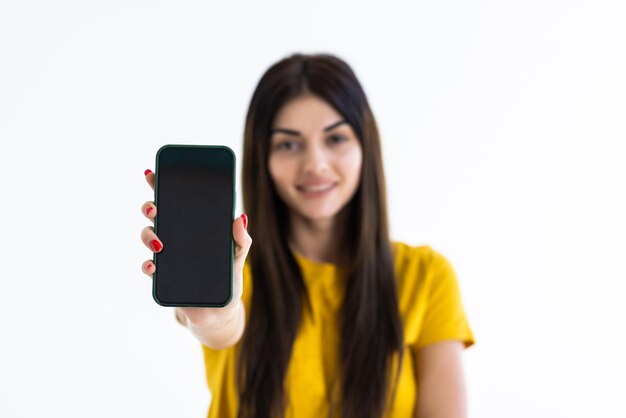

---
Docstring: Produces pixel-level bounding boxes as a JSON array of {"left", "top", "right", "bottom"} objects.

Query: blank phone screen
[{"left": 153, "top": 145, "right": 234, "bottom": 307}]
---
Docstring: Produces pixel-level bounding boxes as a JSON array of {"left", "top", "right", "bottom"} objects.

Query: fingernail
[
  {"left": 146, "top": 262, "right": 154, "bottom": 270},
  {"left": 150, "top": 240, "right": 163, "bottom": 252},
  {"left": 146, "top": 206, "right": 154, "bottom": 216},
  {"left": 241, "top": 213, "right": 248, "bottom": 229},
  {"left": 144, "top": 169, "right": 152, "bottom": 176}
]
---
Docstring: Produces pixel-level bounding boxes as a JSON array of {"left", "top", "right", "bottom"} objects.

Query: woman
[{"left": 140, "top": 53, "right": 475, "bottom": 418}]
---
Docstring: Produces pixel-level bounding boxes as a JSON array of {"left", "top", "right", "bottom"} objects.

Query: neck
[{"left": 288, "top": 213, "right": 342, "bottom": 264}]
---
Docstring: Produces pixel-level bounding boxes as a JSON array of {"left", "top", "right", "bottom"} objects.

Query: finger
[
  {"left": 142, "top": 259, "right": 156, "bottom": 276},
  {"left": 231, "top": 214, "right": 250, "bottom": 303},
  {"left": 141, "top": 225, "right": 163, "bottom": 252},
  {"left": 144, "top": 169, "right": 155, "bottom": 190},
  {"left": 141, "top": 201, "right": 157, "bottom": 223},
  {"left": 233, "top": 217, "right": 252, "bottom": 282},
  {"left": 232, "top": 214, "right": 252, "bottom": 271}
]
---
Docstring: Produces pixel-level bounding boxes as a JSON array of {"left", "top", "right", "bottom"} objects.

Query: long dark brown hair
[{"left": 239, "top": 53, "right": 404, "bottom": 418}]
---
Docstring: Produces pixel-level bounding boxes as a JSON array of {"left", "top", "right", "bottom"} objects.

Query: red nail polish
[
  {"left": 144, "top": 169, "right": 152, "bottom": 176},
  {"left": 147, "top": 262, "right": 154, "bottom": 270},
  {"left": 242, "top": 213, "right": 248, "bottom": 229},
  {"left": 146, "top": 206, "right": 154, "bottom": 216},
  {"left": 150, "top": 240, "right": 162, "bottom": 252}
]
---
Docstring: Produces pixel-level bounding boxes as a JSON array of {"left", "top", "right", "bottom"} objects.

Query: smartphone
[{"left": 152, "top": 144, "right": 235, "bottom": 307}]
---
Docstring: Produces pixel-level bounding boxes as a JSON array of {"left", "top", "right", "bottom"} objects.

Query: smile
[{"left": 296, "top": 182, "right": 337, "bottom": 195}]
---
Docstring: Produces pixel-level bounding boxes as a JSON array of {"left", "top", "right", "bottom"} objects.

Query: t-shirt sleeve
[{"left": 414, "top": 249, "right": 475, "bottom": 350}]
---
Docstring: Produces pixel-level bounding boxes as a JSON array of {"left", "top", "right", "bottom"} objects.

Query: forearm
[{"left": 177, "top": 301, "right": 246, "bottom": 350}]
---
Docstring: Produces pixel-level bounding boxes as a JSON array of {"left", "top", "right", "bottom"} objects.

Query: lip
[{"left": 296, "top": 181, "right": 338, "bottom": 197}]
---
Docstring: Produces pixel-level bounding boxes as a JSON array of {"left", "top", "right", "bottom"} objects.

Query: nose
[{"left": 302, "top": 142, "right": 329, "bottom": 175}]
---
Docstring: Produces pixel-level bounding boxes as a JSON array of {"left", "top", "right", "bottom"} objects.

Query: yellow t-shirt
[{"left": 202, "top": 242, "right": 475, "bottom": 417}]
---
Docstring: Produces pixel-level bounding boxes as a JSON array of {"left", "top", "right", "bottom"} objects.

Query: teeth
[{"left": 301, "top": 183, "right": 334, "bottom": 192}]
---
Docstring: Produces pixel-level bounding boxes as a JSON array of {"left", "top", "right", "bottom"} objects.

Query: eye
[
  {"left": 327, "top": 134, "right": 348, "bottom": 145},
  {"left": 274, "top": 140, "right": 299, "bottom": 151}
]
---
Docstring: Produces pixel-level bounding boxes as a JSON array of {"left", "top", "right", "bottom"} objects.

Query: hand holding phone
[{"left": 139, "top": 146, "right": 252, "bottom": 335}]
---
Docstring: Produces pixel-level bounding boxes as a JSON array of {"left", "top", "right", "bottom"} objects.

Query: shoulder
[
  {"left": 390, "top": 241, "right": 462, "bottom": 318},
  {"left": 391, "top": 241, "right": 438, "bottom": 264},
  {"left": 391, "top": 241, "right": 445, "bottom": 303},
  {"left": 391, "top": 241, "right": 453, "bottom": 286}
]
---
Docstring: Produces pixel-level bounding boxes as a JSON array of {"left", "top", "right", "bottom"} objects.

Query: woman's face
[{"left": 268, "top": 94, "right": 363, "bottom": 223}]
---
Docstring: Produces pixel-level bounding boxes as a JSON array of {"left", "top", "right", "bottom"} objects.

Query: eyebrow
[{"left": 270, "top": 120, "right": 348, "bottom": 136}]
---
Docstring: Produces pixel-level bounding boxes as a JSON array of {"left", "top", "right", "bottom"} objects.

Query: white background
[{"left": 1, "top": 1, "right": 625, "bottom": 417}]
